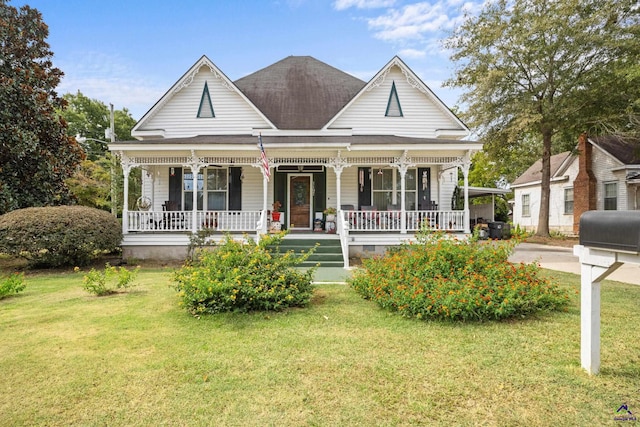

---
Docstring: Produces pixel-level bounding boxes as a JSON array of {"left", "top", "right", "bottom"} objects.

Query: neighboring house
[
  {"left": 512, "top": 134, "right": 640, "bottom": 235},
  {"left": 108, "top": 55, "right": 482, "bottom": 263}
]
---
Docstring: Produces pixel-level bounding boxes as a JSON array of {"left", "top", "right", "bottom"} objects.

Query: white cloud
[
  {"left": 333, "top": 0, "right": 397, "bottom": 11},
  {"left": 367, "top": 2, "right": 459, "bottom": 41},
  {"left": 55, "top": 52, "right": 166, "bottom": 120},
  {"left": 398, "top": 48, "right": 427, "bottom": 58}
]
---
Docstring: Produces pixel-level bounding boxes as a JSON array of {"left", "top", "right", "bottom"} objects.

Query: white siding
[
  {"left": 242, "top": 167, "right": 267, "bottom": 211},
  {"left": 513, "top": 157, "right": 578, "bottom": 234},
  {"left": 340, "top": 167, "right": 359, "bottom": 208},
  {"left": 138, "top": 68, "right": 270, "bottom": 138},
  {"left": 592, "top": 147, "right": 626, "bottom": 210},
  {"left": 513, "top": 185, "right": 541, "bottom": 232},
  {"left": 329, "top": 66, "right": 463, "bottom": 138}
]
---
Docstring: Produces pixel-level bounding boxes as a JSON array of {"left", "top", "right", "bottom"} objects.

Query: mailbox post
[{"left": 575, "top": 211, "right": 640, "bottom": 374}]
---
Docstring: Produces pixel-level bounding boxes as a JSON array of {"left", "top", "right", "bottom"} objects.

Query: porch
[
  {"left": 125, "top": 208, "right": 464, "bottom": 234},
  {"left": 122, "top": 207, "right": 465, "bottom": 267}
]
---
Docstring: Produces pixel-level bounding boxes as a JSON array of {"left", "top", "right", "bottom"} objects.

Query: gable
[
  {"left": 132, "top": 56, "right": 274, "bottom": 139},
  {"left": 325, "top": 57, "right": 468, "bottom": 139},
  {"left": 590, "top": 135, "right": 640, "bottom": 165},
  {"left": 512, "top": 151, "right": 574, "bottom": 187}
]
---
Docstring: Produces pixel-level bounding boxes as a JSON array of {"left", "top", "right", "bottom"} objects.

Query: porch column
[
  {"left": 122, "top": 163, "right": 131, "bottom": 235},
  {"left": 437, "top": 168, "right": 444, "bottom": 211},
  {"left": 462, "top": 151, "right": 472, "bottom": 234},
  {"left": 393, "top": 151, "right": 414, "bottom": 234},
  {"left": 327, "top": 153, "right": 349, "bottom": 212},
  {"left": 187, "top": 151, "right": 207, "bottom": 234}
]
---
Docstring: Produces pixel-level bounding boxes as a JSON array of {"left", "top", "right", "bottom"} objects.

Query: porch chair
[
  {"left": 361, "top": 205, "right": 378, "bottom": 229},
  {"left": 162, "top": 200, "right": 184, "bottom": 230},
  {"left": 387, "top": 204, "right": 401, "bottom": 229}
]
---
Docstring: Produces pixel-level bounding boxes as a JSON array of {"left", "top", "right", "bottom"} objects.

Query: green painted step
[{"left": 269, "top": 237, "right": 344, "bottom": 267}]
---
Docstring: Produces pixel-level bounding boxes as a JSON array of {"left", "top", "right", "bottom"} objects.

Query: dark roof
[
  {"left": 590, "top": 135, "right": 640, "bottom": 165},
  {"left": 511, "top": 151, "right": 573, "bottom": 186},
  {"left": 234, "top": 56, "right": 366, "bottom": 130}
]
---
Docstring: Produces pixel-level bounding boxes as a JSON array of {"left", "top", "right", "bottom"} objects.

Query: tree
[
  {"left": 0, "top": 1, "right": 84, "bottom": 214},
  {"left": 61, "top": 91, "right": 136, "bottom": 159},
  {"left": 59, "top": 91, "right": 137, "bottom": 213},
  {"left": 445, "top": 0, "right": 640, "bottom": 236}
]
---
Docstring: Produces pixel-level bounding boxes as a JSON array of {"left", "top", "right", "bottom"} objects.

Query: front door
[{"left": 288, "top": 174, "right": 313, "bottom": 230}]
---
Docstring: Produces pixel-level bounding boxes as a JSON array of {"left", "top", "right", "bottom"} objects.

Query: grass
[{"left": 1, "top": 267, "right": 639, "bottom": 426}]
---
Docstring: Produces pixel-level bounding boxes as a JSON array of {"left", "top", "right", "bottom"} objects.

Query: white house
[
  {"left": 512, "top": 134, "right": 640, "bottom": 235},
  {"left": 108, "top": 55, "right": 482, "bottom": 263}
]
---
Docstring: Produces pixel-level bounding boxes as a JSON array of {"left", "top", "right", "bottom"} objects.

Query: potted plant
[
  {"left": 324, "top": 207, "right": 336, "bottom": 222},
  {"left": 272, "top": 201, "right": 282, "bottom": 222}
]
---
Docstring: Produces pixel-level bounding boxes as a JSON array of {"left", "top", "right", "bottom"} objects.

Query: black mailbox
[{"left": 580, "top": 210, "right": 640, "bottom": 253}]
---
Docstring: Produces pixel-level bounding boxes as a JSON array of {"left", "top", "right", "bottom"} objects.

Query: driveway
[{"left": 509, "top": 242, "right": 640, "bottom": 285}]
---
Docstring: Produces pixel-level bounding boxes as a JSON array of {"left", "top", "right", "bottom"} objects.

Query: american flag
[{"left": 259, "top": 134, "right": 270, "bottom": 181}]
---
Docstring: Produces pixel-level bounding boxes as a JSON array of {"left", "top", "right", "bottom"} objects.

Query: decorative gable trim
[{"left": 132, "top": 55, "right": 276, "bottom": 137}]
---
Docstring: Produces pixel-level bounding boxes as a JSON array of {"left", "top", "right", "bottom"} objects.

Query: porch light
[
  {"left": 378, "top": 168, "right": 384, "bottom": 175},
  {"left": 170, "top": 167, "right": 175, "bottom": 176}
]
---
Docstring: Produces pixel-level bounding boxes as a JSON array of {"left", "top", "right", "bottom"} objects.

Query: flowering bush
[
  {"left": 80, "top": 263, "right": 139, "bottom": 296},
  {"left": 349, "top": 233, "right": 569, "bottom": 322},
  {"left": 174, "top": 233, "right": 317, "bottom": 315},
  {"left": 0, "top": 273, "right": 26, "bottom": 299}
]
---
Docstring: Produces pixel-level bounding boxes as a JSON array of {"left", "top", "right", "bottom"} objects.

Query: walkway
[{"left": 509, "top": 242, "right": 640, "bottom": 286}]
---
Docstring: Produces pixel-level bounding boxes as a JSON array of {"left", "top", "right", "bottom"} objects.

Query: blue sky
[{"left": 13, "top": 0, "right": 483, "bottom": 120}]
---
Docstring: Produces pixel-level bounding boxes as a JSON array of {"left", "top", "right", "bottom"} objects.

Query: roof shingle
[{"left": 234, "top": 56, "right": 366, "bottom": 130}]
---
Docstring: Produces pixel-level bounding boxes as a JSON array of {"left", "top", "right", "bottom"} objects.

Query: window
[
  {"left": 206, "top": 168, "right": 227, "bottom": 210},
  {"left": 197, "top": 82, "right": 215, "bottom": 118},
  {"left": 371, "top": 168, "right": 416, "bottom": 210},
  {"left": 564, "top": 188, "right": 574, "bottom": 215},
  {"left": 522, "top": 194, "right": 530, "bottom": 217},
  {"left": 385, "top": 81, "right": 403, "bottom": 117},
  {"left": 372, "top": 168, "right": 393, "bottom": 209},
  {"left": 183, "top": 168, "right": 228, "bottom": 210},
  {"left": 604, "top": 182, "right": 617, "bottom": 210}
]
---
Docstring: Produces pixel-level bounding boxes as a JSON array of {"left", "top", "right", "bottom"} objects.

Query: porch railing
[
  {"left": 126, "top": 209, "right": 465, "bottom": 234},
  {"left": 342, "top": 210, "right": 464, "bottom": 232},
  {"left": 126, "top": 210, "right": 262, "bottom": 232}
]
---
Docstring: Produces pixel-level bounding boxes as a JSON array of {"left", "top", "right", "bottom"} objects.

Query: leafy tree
[
  {"left": 445, "top": 0, "right": 640, "bottom": 236},
  {"left": 0, "top": 1, "right": 84, "bottom": 214},
  {"left": 61, "top": 91, "right": 136, "bottom": 160},
  {"left": 59, "top": 91, "right": 138, "bottom": 213}
]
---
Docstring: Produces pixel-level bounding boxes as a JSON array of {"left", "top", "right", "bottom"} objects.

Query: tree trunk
[{"left": 536, "top": 129, "right": 553, "bottom": 237}]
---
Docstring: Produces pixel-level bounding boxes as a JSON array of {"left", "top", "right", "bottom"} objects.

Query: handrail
[{"left": 337, "top": 209, "right": 350, "bottom": 269}]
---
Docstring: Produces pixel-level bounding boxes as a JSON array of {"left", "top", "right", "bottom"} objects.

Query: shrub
[
  {"left": 80, "top": 263, "right": 139, "bottom": 296},
  {"left": 0, "top": 273, "right": 26, "bottom": 299},
  {"left": 174, "top": 233, "right": 317, "bottom": 315},
  {"left": 349, "top": 233, "right": 569, "bottom": 322},
  {"left": 0, "top": 206, "right": 122, "bottom": 268}
]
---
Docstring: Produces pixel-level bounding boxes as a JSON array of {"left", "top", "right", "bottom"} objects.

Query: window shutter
[
  {"left": 229, "top": 167, "right": 242, "bottom": 210},
  {"left": 169, "top": 167, "right": 182, "bottom": 209},
  {"left": 357, "top": 167, "right": 372, "bottom": 209}
]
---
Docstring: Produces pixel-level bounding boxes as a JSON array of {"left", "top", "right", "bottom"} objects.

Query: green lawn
[{"left": 1, "top": 267, "right": 639, "bottom": 426}]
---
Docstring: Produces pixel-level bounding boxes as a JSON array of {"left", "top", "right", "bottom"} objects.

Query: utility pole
[{"left": 108, "top": 103, "right": 117, "bottom": 217}]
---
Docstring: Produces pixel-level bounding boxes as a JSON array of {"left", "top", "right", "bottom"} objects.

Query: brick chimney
[{"left": 573, "top": 133, "right": 596, "bottom": 233}]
